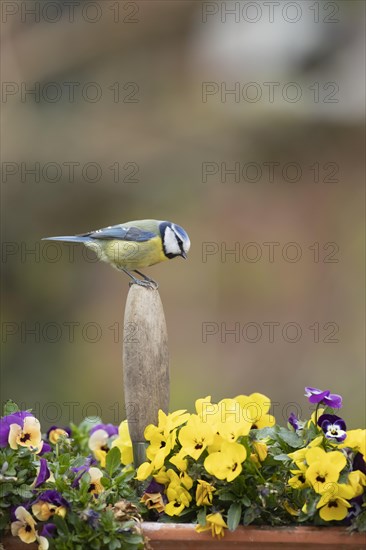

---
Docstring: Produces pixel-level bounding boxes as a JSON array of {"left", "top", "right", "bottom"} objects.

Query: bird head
[{"left": 160, "top": 221, "right": 191, "bottom": 260}]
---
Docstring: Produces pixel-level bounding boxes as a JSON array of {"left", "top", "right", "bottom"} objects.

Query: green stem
[
  {"left": 251, "top": 459, "right": 266, "bottom": 483},
  {"left": 314, "top": 403, "right": 320, "bottom": 426}
]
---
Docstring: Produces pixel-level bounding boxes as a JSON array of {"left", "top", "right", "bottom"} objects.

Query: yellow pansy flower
[
  {"left": 87, "top": 467, "right": 105, "bottom": 495},
  {"left": 178, "top": 415, "right": 214, "bottom": 460},
  {"left": 140, "top": 492, "right": 165, "bottom": 513},
  {"left": 8, "top": 417, "right": 43, "bottom": 454},
  {"left": 316, "top": 482, "right": 353, "bottom": 521},
  {"left": 252, "top": 441, "right": 268, "bottom": 462},
  {"left": 146, "top": 409, "right": 190, "bottom": 440},
  {"left": 340, "top": 429, "right": 366, "bottom": 457},
  {"left": 165, "top": 484, "right": 192, "bottom": 516},
  {"left": 204, "top": 441, "right": 247, "bottom": 482},
  {"left": 305, "top": 447, "right": 346, "bottom": 494},
  {"left": 32, "top": 501, "right": 67, "bottom": 522},
  {"left": 154, "top": 466, "right": 170, "bottom": 485},
  {"left": 146, "top": 430, "right": 177, "bottom": 469},
  {"left": 111, "top": 420, "right": 133, "bottom": 466},
  {"left": 169, "top": 456, "right": 193, "bottom": 490},
  {"left": 11, "top": 507, "right": 49, "bottom": 549},
  {"left": 48, "top": 428, "right": 70, "bottom": 445},
  {"left": 11, "top": 506, "right": 37, "bottom": 544},
  {"left": 196, "top": 512, "right": 228, "bottom": 539},
  {"left": 136, "top": 461, "right": 154, "bottom": 481},
  {"left": 288, "top": 462, "right": 309, "bottom": 490},
  {"left": 196, "top": 480, "right": 216, "bottom": 506},
  {"left": 235, "top": 393, "right": 275, "bottom": 429}
]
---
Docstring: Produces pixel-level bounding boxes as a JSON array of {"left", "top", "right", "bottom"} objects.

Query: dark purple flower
[
  {"left": 305, "top": 387, "right": 342, "bottom": 409},
  {"left": 143, "top": 479, "right": 168, "bottom": 506},
  {"left": 345, "top": 495, "right": 364, "bottom": 524},
  {"left": 0, "top": 411, "right": 33, "bottom": 447},
  {"left": 353, "top": 452, "right": 366, "bottom": 474},
  {"left": 318, "top": 414, "right": 347, "bottom": 442},
  {"left": 41, "top": 523, "right": 57, "bottom": 538},
  {"left": 90, "top": 423, "right": 118, "bottom": 437},
  {"left": 71, "top": 456, "right": 97, "bottom": 488},
  {"left": 146, "top": 479, "right": 165, "bottom": 494},
  {"left": 39, "top": 442, "right": 52, "bottom": 455},
  {"left": 288, "top": 412, "right": 300, "bottom": 431},
  {"left": 34, "top": 458, "right": 51, "bottom": 488},
  {"left": 81, "top": 509, "right": 100, "bottom": 528},
  {"left": 32, "top": 489, "right": 69, "bottom": 509}
]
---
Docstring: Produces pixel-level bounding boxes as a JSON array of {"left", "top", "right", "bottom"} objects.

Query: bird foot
[{"left": 129, "top": 279, "right": 159, "bottom": 290}]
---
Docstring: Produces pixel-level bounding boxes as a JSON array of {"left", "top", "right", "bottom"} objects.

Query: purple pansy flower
[
  {"left": 90, "top": 424, "right": 118, "bottom": 437},
  {"left": 71, "top": 456, "right": 97, "bottom": 488},
  {"left": 318, "top": 414, "right": 347, "bottom": 442},
  {"left": 353, "top": 452, "right": 366, "bottom": 474},
  {"left": 34, "top": 458, "right": 51, "bottom": 488},
  {"left": 41, "top": 523, "right": 57, "bottom": 538},
  {"left": 39, "top": 442, "right": 52, "bottom": 455},
  {"left": 345, "top": 495, "right": 364, "bottom": 524},
  {"left": 32, "top": 489, "right": 69, "bottom": 509},
  {"left": 288, "top": 412, "right": 300, "bottom": 431},
  {"left": 81, "top": 509, "right": 100, "bottom": 528},
  {"left": 145, "top": 479, "right": 165, "bottom": 494},
  {"left": 305, "top": 387, "right": 342, "bottom": 409},
  {"left": 0, "top": 411, "right": 34, "bottom": 447}
]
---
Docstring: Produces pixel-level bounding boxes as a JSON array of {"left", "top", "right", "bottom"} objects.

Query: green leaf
[
  {"left": 253, "top": 427, "right": 277, "bottom": 440},
  {"left": 197, "top": 508, "right": 206, "bottom": 527},
  {"left": 16, "top": 485, "right": 34, "bottom": 499},
  {"left": 227, "top": 502, "right": 242, "bottom": 531},
  {"left": 277, "top": 428, "right": 303, "bottom": 449},
  {"left": 106, "top": 446, "right": 121, "bottom": 476},
  {"left": 273, "top": 453, "right": 292, "bottom": 462},
  {"left": 109, "top": 540, "right": 121, "bottom": 550},
  {"left": 120, "top": 534, "right": 144, "bottom": 544},
  {"left": 0, "top": 483, "right": 13, "bottom": 497},
  {"left": 240, "top": 495, "right": 251, "bottom": 507},
  {"left": 53, "top": 514, "right": 70, "bottom": 536},
  {"left": 243, "top": 506, "right": 259, "bottom": 526},
  {"left": 3, "top": 400, "right": 20, "bottom": 415},
  {"left": 218, "top": 491, "right": 237, "bottom": 501}
]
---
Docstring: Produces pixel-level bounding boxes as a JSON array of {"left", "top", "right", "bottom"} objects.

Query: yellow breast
[{"left": 101, "top": 236, "right": 167, "bottom": 270}]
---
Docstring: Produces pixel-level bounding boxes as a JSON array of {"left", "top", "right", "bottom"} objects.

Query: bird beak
[{"left": 181, "top": 251, "right": 187, "bottom": 259}]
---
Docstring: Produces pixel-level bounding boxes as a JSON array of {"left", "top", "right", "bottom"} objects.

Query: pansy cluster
[
  {"left": 133, "top": 388, "right": 365, "bottom": 538},
  {"left": 286, "top": 387, "right": 366, "bottom": 524},
  {"left": 0, "top": 404, "right": 148, "bottom": 549},
  {"left": 0, "top": 388, "right": 365, "bottom": 547}
]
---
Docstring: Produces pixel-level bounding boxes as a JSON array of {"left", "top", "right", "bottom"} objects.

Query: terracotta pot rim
[{"left": 142, "top": 522, "right": 366, "bottom": 545}]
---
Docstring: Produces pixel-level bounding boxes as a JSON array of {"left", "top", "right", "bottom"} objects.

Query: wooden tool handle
[{"left": 123, "top": 285, "right": 170, "bottom": 466}]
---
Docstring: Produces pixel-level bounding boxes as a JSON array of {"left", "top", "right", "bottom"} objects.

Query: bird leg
[
  {"left": 134, "top": 270, "right": 159, "bottom": 290},
  {"left": 117, "top": 267, "right": 158, "bottom": 289}
]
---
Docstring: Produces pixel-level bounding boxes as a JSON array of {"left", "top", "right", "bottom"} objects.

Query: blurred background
[{"left": 1, "top": 1, "right": 365, "bottom": 429}]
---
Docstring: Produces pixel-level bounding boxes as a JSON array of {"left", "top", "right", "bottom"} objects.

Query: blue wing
[
  {"left": 83, "top": 225, "right": 156, "bottom": 242},
  {"left": 43, "top": 225, "right": 156, "bottom": 243}
]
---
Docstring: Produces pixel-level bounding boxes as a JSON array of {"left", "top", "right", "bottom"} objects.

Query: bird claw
[{"left": 129, "top": 279, "right": 159, "bottom": 290}]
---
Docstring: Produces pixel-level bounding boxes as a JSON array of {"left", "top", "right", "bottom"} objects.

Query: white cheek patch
[
  {"left": 172, "top": 224, "right": 190, "bottom": 254},
  {"left": 164, "top": 226, "right": 181, "bottom": 255}
]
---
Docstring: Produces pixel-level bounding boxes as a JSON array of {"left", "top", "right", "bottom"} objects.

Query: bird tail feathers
[{"left": 42, "top": 236, "right": 91, "bottom": 243}]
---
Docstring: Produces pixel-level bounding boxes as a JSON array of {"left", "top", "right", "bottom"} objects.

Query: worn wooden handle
[{"left": 123, "top": 285, "right": 170, "bottom": 466}]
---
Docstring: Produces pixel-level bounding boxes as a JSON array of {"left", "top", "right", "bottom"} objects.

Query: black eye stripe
[{"left": 177, "top": 238, "right": 184, "bottom": 253}]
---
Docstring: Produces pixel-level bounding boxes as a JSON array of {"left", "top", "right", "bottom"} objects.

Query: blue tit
[{"left": 42, "top": 219, "right": 190, "bottom": 288}]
